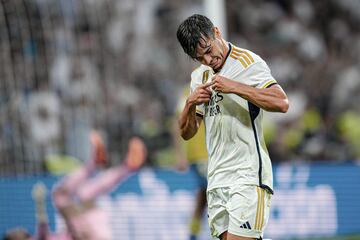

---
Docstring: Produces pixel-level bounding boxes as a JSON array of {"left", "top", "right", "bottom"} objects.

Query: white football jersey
[{"left": 190, "top": 43, "right": 277, "bottom": 193}]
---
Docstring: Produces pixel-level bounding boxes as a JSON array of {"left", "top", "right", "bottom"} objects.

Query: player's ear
[{"left": 213, "top": 27, "right": 221, "bottom": 38}]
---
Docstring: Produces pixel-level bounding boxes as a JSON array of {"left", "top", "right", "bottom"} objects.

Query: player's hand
[
  {"left": 188, "top": 81, "right": 214, "bottom": 105},
  {"left": 125, "top": 137, "right": 147, "bottom": 171},
  {"left": 212, "top": 75, "right": 237, "bottom": 93}
]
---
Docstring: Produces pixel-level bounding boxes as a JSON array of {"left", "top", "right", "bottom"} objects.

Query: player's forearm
[
  {"left": 172, "top": 120, "right": 187, "bottom": 162},
  {"left": 232, "top": 83, "right": 289, "bottom": 113},
  {"left": 178, "top": 100, "right": 199, "bottom": 140}
]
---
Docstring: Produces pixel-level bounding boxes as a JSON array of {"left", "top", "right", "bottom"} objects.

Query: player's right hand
[{"left": 188, "top": 81, "right": 214, "bottom": 105}]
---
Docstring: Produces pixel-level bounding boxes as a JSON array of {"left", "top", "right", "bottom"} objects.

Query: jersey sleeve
[
  {"left": 175, "top": 87, "right": 187, "bottom": 115},
  {"left": 238, "top": 60, "right": 277, "bottom": 89},
  {"left": 223, "top": 47, "right": 278, "bottom": 89}
]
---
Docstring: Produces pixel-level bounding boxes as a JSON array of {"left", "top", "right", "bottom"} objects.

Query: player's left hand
[{"left": 211, "top": 75, "right": 237, "bottom": 93}]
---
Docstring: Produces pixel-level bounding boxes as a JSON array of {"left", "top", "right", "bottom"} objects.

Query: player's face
[{"left": 195, "top": 27, "right": 228, "bottom": 71}]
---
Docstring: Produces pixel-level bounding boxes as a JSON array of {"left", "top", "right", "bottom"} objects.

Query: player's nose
[{"left": 203, "top": 54, "right": 212, "bottom": 66}]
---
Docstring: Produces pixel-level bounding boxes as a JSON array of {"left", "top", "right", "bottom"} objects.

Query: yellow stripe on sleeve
[
  {"left": 262, "top": 79, "right": 277, "bottom": 89},
  {"left": 231, "top": 51, "right": 251, "bottom": 65},
  {"left": 230, "top": 53, "right": 248, "bottom": 68},
  {"left": 233, "top": 47, "right": 255, "bottom": 63}
]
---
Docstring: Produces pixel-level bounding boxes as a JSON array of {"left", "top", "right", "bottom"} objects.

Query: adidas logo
[{"left": 239, "top": 221, "right": 251, "bottom": 230}]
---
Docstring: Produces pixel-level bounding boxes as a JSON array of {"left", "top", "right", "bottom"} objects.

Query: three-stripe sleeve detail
[{"left": 230, "top": 47, "right": 255, "bottom": 68}]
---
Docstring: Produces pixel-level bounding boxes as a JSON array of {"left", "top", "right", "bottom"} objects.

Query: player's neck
[
  {"left": 222, "top": 39, "right": 230, "bottom": 55},
  {"left": 214, "top": 40, "right": 230, "bottom": 73}
]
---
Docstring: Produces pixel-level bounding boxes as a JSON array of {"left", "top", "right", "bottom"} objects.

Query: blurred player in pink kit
[
  {"left": 51, "top": 131, "right": 147, "bottom": 240},
  {"left": 31, "top": 181, "right": 70, "bottom": 240}
]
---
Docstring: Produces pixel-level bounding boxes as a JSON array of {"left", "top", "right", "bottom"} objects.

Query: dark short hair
[{"left": 176, "top": 14, "right": 214, "bottom": 59}]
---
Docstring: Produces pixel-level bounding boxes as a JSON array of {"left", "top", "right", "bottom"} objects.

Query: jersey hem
[
  {"left": 260, "top": 184, "right": 274, "bottom": 194},
  {"left": 196, "top": 112, "right": 204, "bottom": 118},
  {"left": 207, "top": 182, "right": 273, "bottom": 192},
  {"left": 207, "top": 181, "right": 259, "bottom": 191}
]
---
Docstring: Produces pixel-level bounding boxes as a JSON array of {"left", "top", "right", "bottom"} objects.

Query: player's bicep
[{"left": 267, "top": 83, "right": 287, "bottom": 98}]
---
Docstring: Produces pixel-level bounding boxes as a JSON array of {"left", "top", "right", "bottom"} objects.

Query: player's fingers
[
  {"left": 212, "top": 83, "right": 218, "bottom": 90},
  {"left": 202, "top": 81, "right": 215, "bottom": 88},
  {"left": 198, "top": 97, "right": 210, "bottom": 103},
  {"left": 198, "top": 94, "right": 211, "bottom": 100},
  {"left": 196, "top": 91, "right": 209, "bottom": 99},
  {"left": 213, "top": 75, "right": 224, "bottom": 83},
  {"left": 199, "top": 88, "right": 212, "bottom": 95},
  {"left": 201, "top": 85, "right": 213, "bottom": 94}
]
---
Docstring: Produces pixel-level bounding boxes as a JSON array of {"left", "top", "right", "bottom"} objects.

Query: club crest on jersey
[
  {"left": 202, "top": 70, "right": 210, "bottom": 83},
  {"left": 202, "top": 69, "right": 223, "bottom": 117}
]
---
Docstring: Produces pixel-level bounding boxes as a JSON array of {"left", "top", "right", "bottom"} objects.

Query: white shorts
[{"left": 207, "top": 185, "right": 271, "bottom": 239}]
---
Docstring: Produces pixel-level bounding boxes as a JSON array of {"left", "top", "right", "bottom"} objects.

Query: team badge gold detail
[{"left": 202, "top": 70, "right": 210, "bottom": 84}]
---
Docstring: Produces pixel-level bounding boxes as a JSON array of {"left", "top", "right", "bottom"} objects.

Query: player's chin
[
  {"left": 212, "top": 60, "right": 223, "bottom": 71},
  {"left": 213, "top": 67, "right": 220, "bottom": 72}
]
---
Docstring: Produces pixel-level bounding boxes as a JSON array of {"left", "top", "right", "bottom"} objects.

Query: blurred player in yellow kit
[{"left": 174, "top": 86, "right": 208, "bottom": 240}]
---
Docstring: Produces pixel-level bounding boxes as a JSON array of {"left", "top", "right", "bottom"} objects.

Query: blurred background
[{"left": 0, "top": 0, "right": 360, "bottom": 239}]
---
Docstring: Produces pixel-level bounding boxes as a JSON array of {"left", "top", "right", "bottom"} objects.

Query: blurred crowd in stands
[{"left": 1, "top": 0, "right": 360, "bottom": 176}]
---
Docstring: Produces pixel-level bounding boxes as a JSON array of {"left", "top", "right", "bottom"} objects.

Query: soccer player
[
  {"left": 173, "top": 86, "right": 208, "bottom": 240},
  {"left": 176, "top": 14, "right": 289, "bottom": 240},
  {"left": 52, "top": 132, "right": 147, "bottom": 240}
]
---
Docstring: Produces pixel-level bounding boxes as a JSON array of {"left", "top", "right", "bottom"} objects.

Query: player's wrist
[{"left": 185, "top": 98, "right": 197, "bottom": 109}]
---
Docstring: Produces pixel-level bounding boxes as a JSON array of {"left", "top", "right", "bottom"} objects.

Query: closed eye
[
  {"left": 206, "top": 47, "right": 212, "bottom": 54},
  {"left": 195, "top": 44, "right": 212, "bottom": 61}
]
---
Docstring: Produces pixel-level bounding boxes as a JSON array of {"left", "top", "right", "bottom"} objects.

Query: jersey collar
[{"left": 214, "top": 43, "right": 232, "bottom": 73}]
